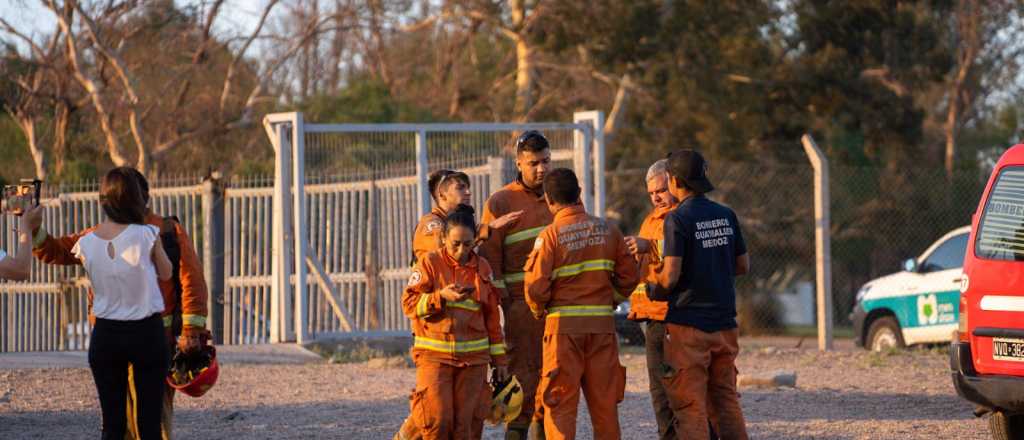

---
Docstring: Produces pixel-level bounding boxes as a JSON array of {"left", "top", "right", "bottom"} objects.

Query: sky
[{"left": 0, "top": 0, "right": 268, "bottom": 54}]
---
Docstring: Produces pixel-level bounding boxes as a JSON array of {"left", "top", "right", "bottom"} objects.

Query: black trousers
[{"left": 88, "top": 314, "right": 168, "bottom": 440}]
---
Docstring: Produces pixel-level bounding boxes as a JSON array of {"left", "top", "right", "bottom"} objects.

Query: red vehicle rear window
[{"left": 976, "top": 166, "right": 1024, "bottom": 261}]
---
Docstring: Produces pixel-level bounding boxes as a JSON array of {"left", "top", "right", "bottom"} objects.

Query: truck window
[
  {"left": 921, "top": 233, "right": 969, "bottom": 272},
  {"left": 976, "top": 166, "right": 1024, "bottom": 261}
]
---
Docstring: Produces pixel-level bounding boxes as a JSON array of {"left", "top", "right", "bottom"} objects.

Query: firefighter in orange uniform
[
  {"left": 524, "top": 168, "right": 639, "bottom": 440},
  {"left": 478, "top": 130, "right": 554, "bottom": 439},
  {"left": 624, "top": 159, "right": 681, "bottom": 439},
  {"left": 397, "top": 169, "right": 521, "bottom": 440},
  {"left": 412, "top": 169, "right": 522, "bottom": 264},
  {"left": 28, "top": 170, "right": 208, "bottom": 440},
  {"left": 402, "top": 204, "right": 509, "bottom": 439}
]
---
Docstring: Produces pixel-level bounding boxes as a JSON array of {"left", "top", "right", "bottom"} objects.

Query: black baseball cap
[{"left": 666, "top": 149, "right": 714, "bottom": 194}]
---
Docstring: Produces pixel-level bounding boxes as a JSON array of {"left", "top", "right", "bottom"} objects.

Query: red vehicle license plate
[{"left": 993, "top": 338, "right": 1024, "bottom": 362}]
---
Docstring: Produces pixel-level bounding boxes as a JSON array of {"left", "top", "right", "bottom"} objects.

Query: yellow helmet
[{"left": 487, "top": 375, "right": 524, "bottom": 425}]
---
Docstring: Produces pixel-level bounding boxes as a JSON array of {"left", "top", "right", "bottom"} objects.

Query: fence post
[
  {"left": 201, "top": 172, "right": 226, "bottom": 345},
  {"left": 572, "top": 121, "right": 594, "bottom": 213},
  {"left": 366, "top": 178, "right": 380, "bottom": 330},
  {"left": 488, "top": 156, "right": 508, "bottom": 194},
  {"left": 291, "top": 113, "right": 309, "bottom": 344},
  {"left": 801, "top": 134, "right": 833, "bottom": 351},
  {"left": 268, "top": 119, "right": 294, "bottom": 343},
  {"left": 415, "top": 130, "right": 430, "bottom": 217},
  {"left": 573, "top": 111, "right": 606, "bottom": 218}
]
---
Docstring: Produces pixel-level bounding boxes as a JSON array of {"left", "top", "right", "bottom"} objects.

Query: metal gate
[
  {"left": 0, "top": 112, "right": 606, "bottom": 351},
  {"left": 264, "top": 111, "right": 606, "bottom": 343}
]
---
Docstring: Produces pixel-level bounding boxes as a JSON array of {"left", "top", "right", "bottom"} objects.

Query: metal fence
[
  {"left": 0, "top": 184, "right": 205, "bottom": 352},
  {"left": 606, "top": 157, "right": 987, "bottom": 337},
  {"left": 280, "top": 114, "right": 594, "bottom": 343},
  {"left": 2, "top": 141, "right": 989, "bottom": 351},
  {"left": 0, "top": 112, "right": 604, "bottom": 352}
]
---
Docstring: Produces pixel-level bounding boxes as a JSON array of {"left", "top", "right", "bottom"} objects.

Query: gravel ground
[{"left": 0, "top": 337, "right": 990, "bottom": 439}]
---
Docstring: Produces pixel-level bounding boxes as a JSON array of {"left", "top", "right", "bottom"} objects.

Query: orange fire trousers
[
  {"left": 539, "top": 332, "right": 625, "bottom": 440},
  {"left": 408, "top": 360, "right": 489, "bottom": 440},
  {"left": 504, "top": 299, "right": 545, "bottom": 430},
  {"left": 661, "top": 325, "right": 747, "bottom": 440}
]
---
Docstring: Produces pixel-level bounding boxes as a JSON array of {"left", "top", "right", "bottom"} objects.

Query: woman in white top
[
  {"left": 74, "top": 167, "right": 172, "bottom": 440},
  {"left": 0, "top": 206, "right": 43, "bottom": 281}
]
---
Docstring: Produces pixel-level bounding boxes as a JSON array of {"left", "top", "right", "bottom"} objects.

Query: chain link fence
[{"left": 605, "top": 158, "right": 988, "bottom": 336}]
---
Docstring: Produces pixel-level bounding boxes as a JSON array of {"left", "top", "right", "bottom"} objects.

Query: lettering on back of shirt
[
  {"left": 557, "top": 220, "right": 608, "bottom": 251},
  {"left": 694, "top": 217, "right": 733, "bottom": 249}
]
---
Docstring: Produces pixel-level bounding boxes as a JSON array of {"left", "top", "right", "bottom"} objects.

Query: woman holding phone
[
  {"left": 0, "top": 205, "right": 43, "bottom": 281},
  {"left": 72, "top": 167, "right": 173, "bottom": 439},
  {"left": 401, "top": 204, "right": 509, "bottom": 439}
]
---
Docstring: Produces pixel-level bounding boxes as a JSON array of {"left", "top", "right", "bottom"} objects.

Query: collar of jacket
[
  {"left": 441, "top": 247, "right": 479, "bottom": 269},
  {"left": 440, "top": 248, "right": 485, "bottom": 302},
  {"left": 554, "top": 203, "right": 587, "bottom": 221},
  {"left": 145, "top": 212, "right": 163, "bottom": 225},
  {"left": 652, "top": 203, "right": 679, "bottom": 220},
  {"left": 513, "top": 174, "right": 545, "bottom": 200}
]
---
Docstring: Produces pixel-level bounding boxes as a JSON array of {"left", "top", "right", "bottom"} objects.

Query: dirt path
[{"left": 0, "top": 338, "right": 988, "bottom": 439}]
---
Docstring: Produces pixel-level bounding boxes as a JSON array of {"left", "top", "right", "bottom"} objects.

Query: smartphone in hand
[{"left": 2, "top": 180, "right": 42, "bottom": 216}]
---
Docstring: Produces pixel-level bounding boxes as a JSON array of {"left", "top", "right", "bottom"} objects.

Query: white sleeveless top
[{"left": 72, "top": 224, "right": 165, "bottom": 321}]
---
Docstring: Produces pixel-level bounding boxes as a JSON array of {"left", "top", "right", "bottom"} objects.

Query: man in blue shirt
[{"left": 647, "top": 149, "right": 750, "bottom": 440}]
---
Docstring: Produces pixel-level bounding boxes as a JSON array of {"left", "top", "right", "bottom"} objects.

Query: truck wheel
[
  {"left": 867, "top": 316, "right": 905, "bottom": 351},
  {"left": 989, "top": 411, "right": 1024, "bottom": 440}
]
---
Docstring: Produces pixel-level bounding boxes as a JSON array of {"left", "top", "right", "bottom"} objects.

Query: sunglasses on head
[
  {"left": 515, "top": 130, "right": 547, "bottom": 150},
  {"left": 437, "top": 170, "right": 469, "bottom": 189}
]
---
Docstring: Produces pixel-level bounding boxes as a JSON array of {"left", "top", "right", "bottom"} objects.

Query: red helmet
[{"left": 166, "top": 344, "right": 219, "bottom": 397}]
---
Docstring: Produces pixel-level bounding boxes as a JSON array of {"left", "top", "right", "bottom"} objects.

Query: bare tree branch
[
  {"left": 46, "top": 0, "right": 131, "bottom": 167},
  {"left": 71, "top": 0, "right": 149, "bottom": 171},
  {"left": 219, "top": 0, "right": 280, "bottom": 114}
]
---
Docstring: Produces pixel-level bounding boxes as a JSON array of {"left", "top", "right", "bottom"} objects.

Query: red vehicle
[{"left": 953, "top": 143, "right": 1024, "bottom": 439}]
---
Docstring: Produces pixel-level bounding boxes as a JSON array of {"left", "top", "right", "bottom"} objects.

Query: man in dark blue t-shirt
[{"left": 647, "top": 149, "right": 750, "bottom": 440}]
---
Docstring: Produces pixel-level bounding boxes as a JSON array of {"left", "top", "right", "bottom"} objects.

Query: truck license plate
[{"left": 993, "top": 338, "right": 1024, "bottom": 362}]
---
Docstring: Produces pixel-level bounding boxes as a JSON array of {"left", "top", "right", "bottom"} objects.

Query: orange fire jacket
[
  {"left": 411, "top": 207, "right": 491, "bottom": 265},
  {"left": 32, "top": 213, "right": 209, "bottom": 337},
  {"left": 479, "top": 179, "right": 553, "bottom": 300},
  {"left": 628, "top": 203, "right": 678, "bottom": 321},
  {"left": 402, "top": 248, "right": 508, "bottom": 367},
  {"left": 524, "top": 204, "right": 639, "bottom": 334}
]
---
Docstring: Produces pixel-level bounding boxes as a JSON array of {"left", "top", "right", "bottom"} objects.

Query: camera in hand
[{"left": 2, "top": 179, "right": 42, "bottom": 216}]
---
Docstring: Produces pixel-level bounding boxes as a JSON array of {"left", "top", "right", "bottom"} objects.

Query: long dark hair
[{"left": 100, "top": 167, "right": 147, "bottom": 225}]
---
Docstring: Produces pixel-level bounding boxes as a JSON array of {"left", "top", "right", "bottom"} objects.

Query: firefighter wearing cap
[
  {"left": 623, "top": 159, "right": 681, "bottom": 439},
  {"left": 402, "top": 204, "right": 509, "bottom": 439},
  {"left": 648, "top": 150, "right": 750, "bottom": 440},
  {"left": 28, "top": 171, "right": 208, "bottom": 440},
  {"left": 524, "top": 168, "right": 639, "bottom": 440},
  {"left": 478, "top": 130, "right": 554, "bottom": 439}
]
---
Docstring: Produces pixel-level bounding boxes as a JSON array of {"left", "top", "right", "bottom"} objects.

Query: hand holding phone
[{"left": 2, "top": 180, "right": 41, "bottom": 216}]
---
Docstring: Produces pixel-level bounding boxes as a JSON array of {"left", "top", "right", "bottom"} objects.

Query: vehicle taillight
[{"left": 958, "top": 294, "right": 969, "bottom": 342}]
